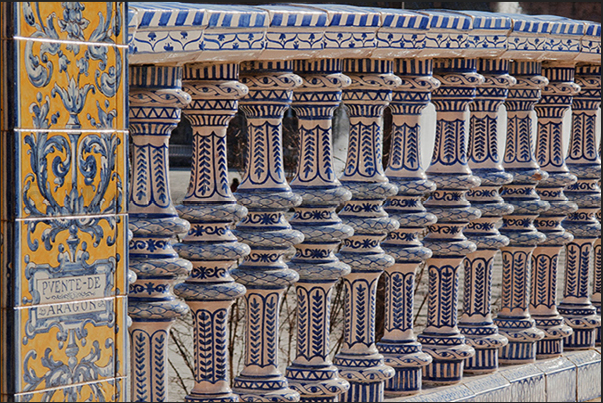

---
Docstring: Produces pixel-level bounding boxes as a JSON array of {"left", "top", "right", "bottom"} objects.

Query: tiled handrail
[{"left": 126, "top": 3, "right": 601, "bottom": 402}]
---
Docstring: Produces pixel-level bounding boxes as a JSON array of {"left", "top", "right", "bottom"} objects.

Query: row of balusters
[{"left": 125, "top": 57, "right": 601, "bottom": 403}]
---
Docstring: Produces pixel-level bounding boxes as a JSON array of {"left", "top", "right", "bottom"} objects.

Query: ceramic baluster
[
  {"left": 284, "top": 59, "right": 353, "bottom": 403},
  {"left": 596, "top": 141, "right": 602, "bottom": 347},
  {"left": 530, "top": 63, "right": 581, "bottom": 358},
  {"left": 461, "top": 58, "right": 514, "bottom": 373},
  {"left": 417, "top": 58, "right": 482, "bottom": 385},
  {"left": 172, "top": 63, "right": 251, "bottom": 402},
  {"left": 495, "top": 61, "right": 548, "bottom": 364},
  {"left": 231, "top": 61, "right": 303, "bottom": 402},
  {"left": 128, "top": 65, "right": 192, "bottom": 402},
  {"left": 558, "top": 64, "right": 602, "bottom": 350},
  {"left": 376, "top": 58, "right": 438, "bottom": 396},
  {"left": 333, "top": 58, "right": 400, "bottom": 402}
]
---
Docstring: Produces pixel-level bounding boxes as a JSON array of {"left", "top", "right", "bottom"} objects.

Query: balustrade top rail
[{"left": 127, "top": 3, "right": 601, "bottom": 65}]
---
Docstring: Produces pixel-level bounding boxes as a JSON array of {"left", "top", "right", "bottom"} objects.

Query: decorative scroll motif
[
  {"left": 231, "top": 60, "right": 303, "bottom": 402},
  {"left": 128, "top": 65, "right": 192, "bottom": 402},
  {"left": 558, "top": 65, "right": 602, "bottom": 350},
  {"left": 284, "top": 59, "right": 352, "bottom": 402},
  {"left": 334, "top": 58, "right": 400, "bottom": 403},
  {"left": 377, "top": 58, "right": 438, "bottom": 397},
  {"left": 173, "top": 63, "right": 250, "bottom": 402},
  {"left": 17, "top": 3, "right": 124, "bottom": 398},
  {"left": 530, "top": 63, "right": 580, "bottom": 358},
  {"left": 417, "top": 58, "right": 482, "bottom": 384},
  {"left": 495, "top": 61, "right": 547, "bottom": 364},
  {"left": 461, "top": 58, "right": 514, "bottom": 373}
]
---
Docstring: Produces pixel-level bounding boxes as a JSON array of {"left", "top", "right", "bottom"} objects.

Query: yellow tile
[
  {"left": 15, "top": 298, "right": 117, "bottom": 394},
  {"left": 18, "top": 216, "right": 120, "bottom": 306},
  {"left": 17, "top": 3, "right": 121, "bottom": 45},
  {"left": 15, "top": 379, "right": 116, "bottom": 402},
  {"left": 17, "top": 40, "right": 123, "bottom": 132},
  {"left": 18, "top": 131, "right": 125, "bottom": 218}
]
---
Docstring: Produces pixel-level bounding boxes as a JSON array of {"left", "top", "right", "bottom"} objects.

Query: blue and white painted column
[
  {"left": 128, "top": 65, "right": 193, "bottom": 402},
  {"left": 173, "top": 63, "right": 250, "bottom": 402},
  {"left": 558, "top": 64, "right": 602, "bottom": 350},
  {"left": 530, "top": 63, "right": 581, "bottom": 358},
  {"left": 417, "top": 58, "right": 482, "bottom": 385},
  {"left": 231, "top": 61, "right": 303, "bottom": 402},
  {"left": 284, "top": 59, "right": 353, "bottom": 403},
  {"left": 334, "top": 58, "right": 400, "bottom": 402},
  {"left": 460, "top": 58, "right": 514, "bottom": 374},
  {"left": 495, "top": 61, "right": 548, "bottom": 364},
  {"left": 377, "top": 58, "right": 438, "bottom": 396}
]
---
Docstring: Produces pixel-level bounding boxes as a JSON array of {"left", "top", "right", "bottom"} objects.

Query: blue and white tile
[
  {"left": 415, "top": 9, "right": 471, "bottom": 58},
  {"left": 462, "top": 373, "right": 511, "bottom": 402},
  {"left": 498, "top": 364, "right": 546, "bottom": 402},
  {"left": 446, "top": 11, "right": 512, "bottom": 58},
  {"left": 575, "top": 20, "right": 601, "bottom": 63},
  {"left": 565, "top": 350, "right": 601, "bottom": 402},
  {"left": 369, "top": 8, "right": 430, "bottom": 58},
  {"left": 528, "top": 14, "right": 585, "bottom": 61},
  {"left": 534, "top": 357, "right": 577, "bottom": 402},
  {"left": 255, "top": 5, "right": 327, "bottom": 60},
  {"left": 498, "top": 13, "right": 553, "bottom": 60}
]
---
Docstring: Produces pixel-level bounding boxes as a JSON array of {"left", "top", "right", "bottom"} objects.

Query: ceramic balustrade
[
  {"left": 172, "top": 63, "right": 250, "bottom": 402},
  {"left": 128, "top": 65, "right": 193, "bottom": 402},
  {"left": 559, "top": 64, "right": 602, "bottom": 351},
  {"left": 333, "top": 58, "right": 400, "bottom": 402},
  {"left": 461, "top": 58, "right": 514, "bottom": 374},
  {"left": 377, "top": 58, "right": 438, "bottom": 396},
  {"left": 284, "top": 58, "right": 353, "bottom": 403},
  {"left": 230, "top": 60, "right": 304, "bottom": 402},
  {"left": 418, "top": 57, "right": 483, "bottom": 384},
  {"left": 495, "top": 60, "right": 548, "bottom": 365},
  {"left": 119, "top": 4, "right": 601, "bottom": 402},
  {"left": 530, "top": 63, "right": 580, "bottom": 358}
]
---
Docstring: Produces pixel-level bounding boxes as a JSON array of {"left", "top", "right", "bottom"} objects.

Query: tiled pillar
[
  {"left": 461, "top": 58, "right": 514, "bottom": 374},
  {"left": 172, "top": 63, "right": 250, "bottom": 402},
  {"left": 558, "top": 64, "right": 602, "bottom": 350},
  {"left": 495, "top": 61, "right": 547, "bottom": 364},
  {"left": 418, "top": 58, "right": 482, "bottom": 385},
  {"left": 377, "top": 58, "right": 438, "bottom": 396},
  {"left": 596, "top": 145, "right": 602, "bottom": 347},
  {"left": 334, "top": 58, "right": 400, "bottom": 402},
  {"left": 128, "top": 65, "right": 192, "bottom": 402},
  {"left": 531, "top": 63, "right": 581, "bottom": 358},
  {"left": 284, "top": 59, "right": 353, "bottom": 403},
  {"left": 231, "top": 61, "right": 303, "bottom": 402}
]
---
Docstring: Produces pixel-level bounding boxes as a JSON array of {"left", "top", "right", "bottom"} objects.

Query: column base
[
  {"left": 377, "top": 340, "right": 432, "bottom": 396},
  {"left": 460, "top": 327, "right": 508, "bottom": 374},
  {"left": 185, "top": 393, "right": 239, "bottom": 402},
  {"left": 384, "top": 367, "right": 423, "bottom": 397},
  {"left": 565, "top": 328, "right": 597, "bottom": 350},
  {"left": 418, "top": 333, "right": 475, "bottom": 385},
  {"left": 340, "top": 381, "right": 384, "bottom": 403},
  {"left": 533, "top": 316, "right": 573, "bottom": 359},
  {"left": 334, "top": 353, "right": 394, "bottom": 403},
  {"left": 495, "top": 318, "right": 544, "bottom": 364},
  {"left": 285, "top": 365, "right": 349, "bottom": 402},
  {"left": 233, "top": 376, "right": 300, "bottom": 402}
]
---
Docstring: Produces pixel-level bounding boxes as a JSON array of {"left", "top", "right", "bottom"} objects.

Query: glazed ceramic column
[
  {"left": 128, "top": 65, "right": 192, "bottom": 402},
  {"left": 172, "top": 63, "right": 250, "bottom": 402},
  {"left": 417, "top": 58, "right": 482, "bottom": 385},
  {"left": 558, "top": 64, "right": 602, "bottom": 350},
  {"left": 494, "top": 61, "right": 547, "bottom": 364},
  {"left": 284, "top": 59, "right": 353, "bottom": 403},
  {"left": 595, "top": 143, "right": 602, "bottom": 347},
  {"left": 530, "top": 63, "right": 580, "bottom": 358},
  {"left": 460, "top": 58, "right": 514, "bottom": 373},
  {"left": 377, "top": 58, "right": 438, "bottom": 396},
  {"left": 231, "top": 61, "right": 303, "bottom": 402},
  {"left": 334, "top": 58, "right": 400, "bottom": 402}
]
